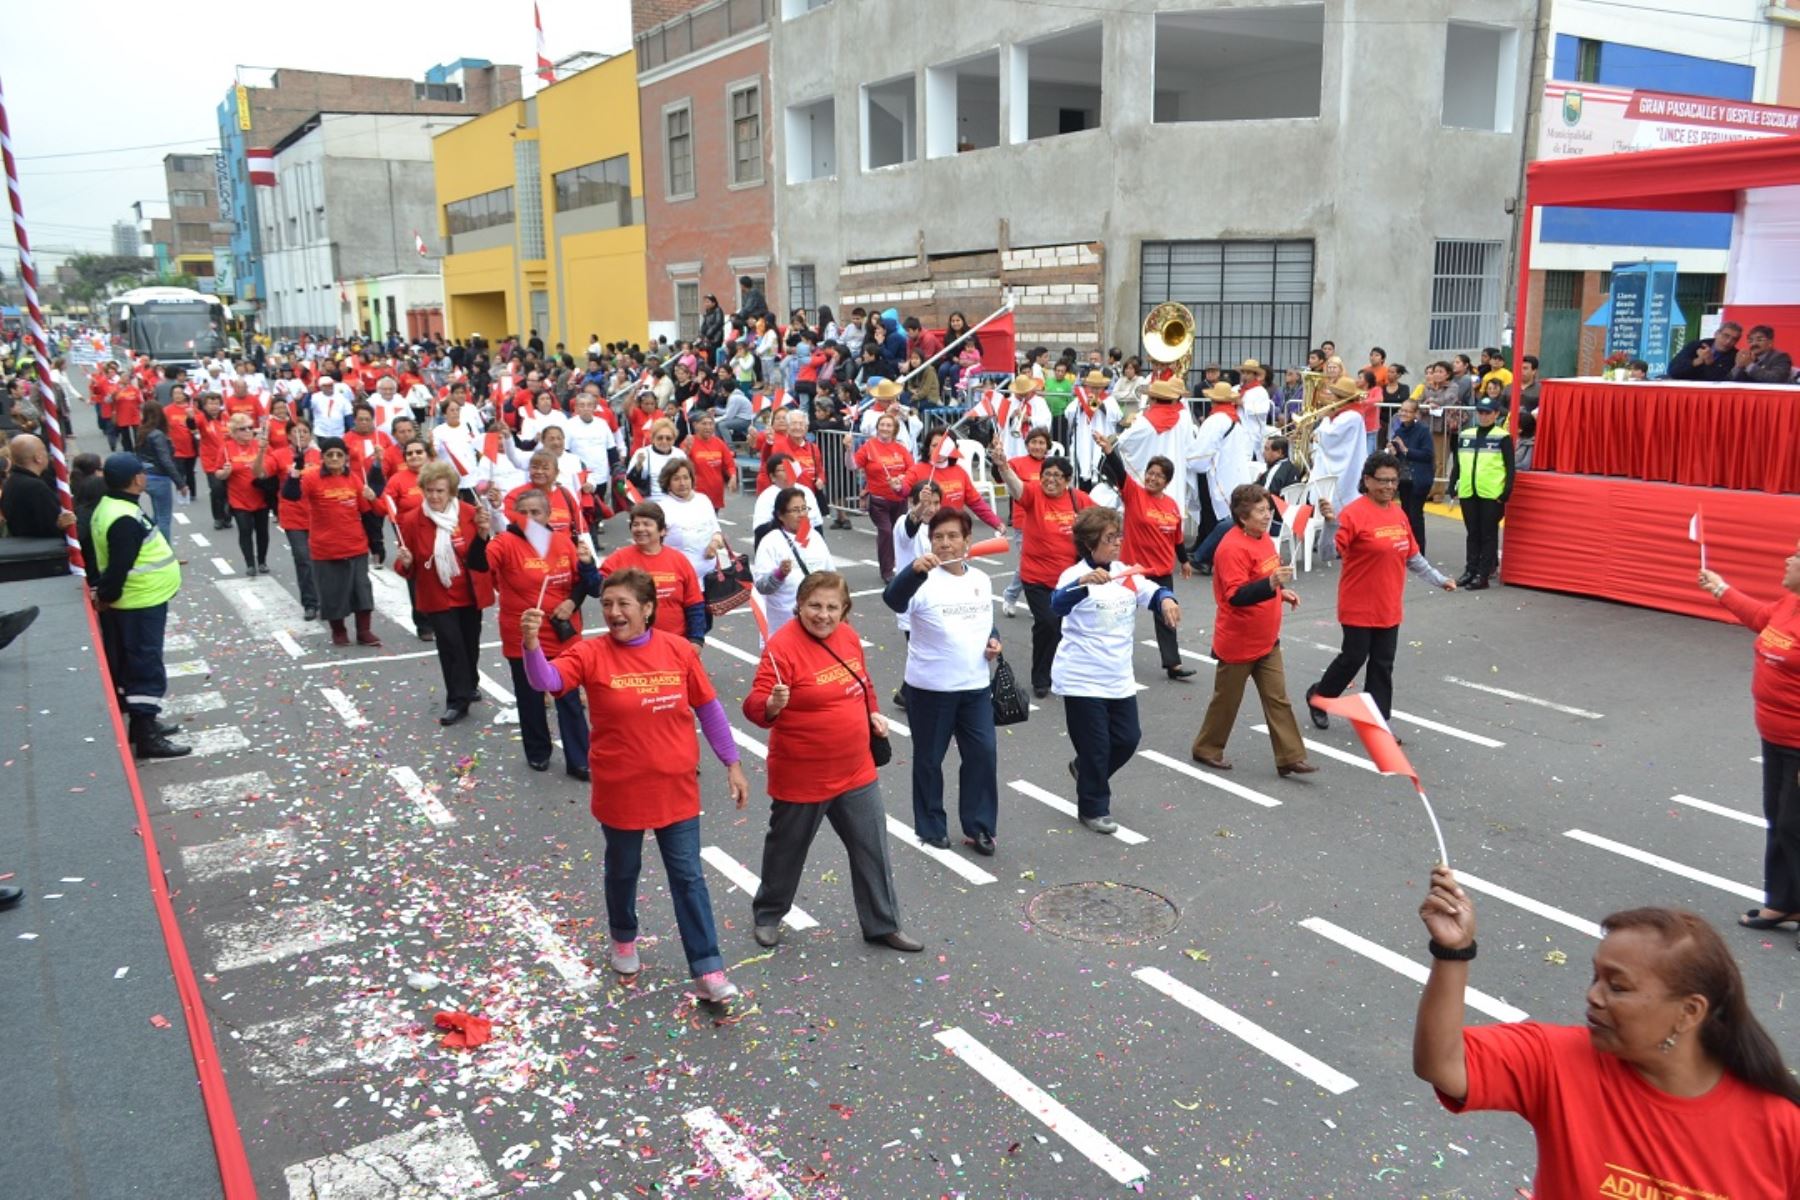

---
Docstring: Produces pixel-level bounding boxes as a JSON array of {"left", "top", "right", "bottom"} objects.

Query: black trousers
[
  {"left": 1463, "top": 497, "right": 1503, "bottom": 579},
  {"left": 175, "top": 457, "right": 198, "bottom": 496},
  {"left": 232, "top": 507, "right": 270, "bottom": 567},
  {"left": 1314, "top": 623, "right": 1400, "bottom": 719},
  {"left": 1398, "top": 482, "right": 1427, "bottom": 552},
  {"left": 1149, "top": 571, "right": 1180, "bottom": 669},
  {"left": 506, "top": 654, "right": 590, "bottom": 770},
  {"left": 361, "top": 511, "right": 387, "bottom": 561},
  {"left": 1021, "top": 581, "right": 1062, "bottom": 693},
  {"left": 207, "top": 471, "right": 229, "bottom": 524},
  {"left": 425, "top": 605, "right": 482, "bottom": 706},
  {"left": 752, "top": 781, "right": 900, "bottom": 937},
  {"left": 1760, "top": 739, "right": 1800, "bottom": 912}
]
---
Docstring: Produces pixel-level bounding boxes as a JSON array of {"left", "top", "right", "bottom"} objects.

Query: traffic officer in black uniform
[
  {"left": 93, "top": 452, "right": 190, "bottom": 758},
  {"left": 1448, "top": 386, "right": 1516, "bottom": 591}
]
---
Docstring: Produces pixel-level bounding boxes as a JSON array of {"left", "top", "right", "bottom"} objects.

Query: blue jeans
[
  {"left": 1190, "top": 516, "right": 1232, "bottom": 569},
  {"left": 143, "top": 473, "right": 174, "bottom": 542},
  {"left": 601, "top": 816, "right": 723, "bottom": 977},
  {"left": 904, "top": 684, "right": 998, "bottom": 840},
  {"left": 1062, "top": 695, "right": 1141, "bottom": 818}
]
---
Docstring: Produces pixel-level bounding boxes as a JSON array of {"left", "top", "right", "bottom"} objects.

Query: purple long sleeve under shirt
[{"left": 523, "top": 633, "right": 740, "bottom": 767}]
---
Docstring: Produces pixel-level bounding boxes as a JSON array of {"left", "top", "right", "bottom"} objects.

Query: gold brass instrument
[
  {"left": 1142, "top": 301, "right": 1195, "bottom": 385},
  {"left": 1281, "top": 370, "right": 1338, "bottom": 470}
]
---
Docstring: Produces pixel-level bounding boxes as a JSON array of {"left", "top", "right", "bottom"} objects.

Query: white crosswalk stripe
[
  {"left": 1389, "top": 709, "right": 1505, "bottom": 748},
  {"left": 165, "top": 659, "right": 212, "bottom": 678},
  {"left": 1008, "top": 780, "right": 1149, "bottom": 844},
  {"left": 161, "top": 691, "right": 226, "bottom": 717},
  {"left": 211, "top": 903, "right": 357, "bottom": 971},
  {"left": 389, "top": 766, "right": 457, "bottom": 827},
  {"left": 180, "top": 830, "right": 299, "bottom": 882},
  {"left": 158, "top": 771, "right": 275, "bottom": 812},
  {"left": 281, "top": 1114, "right": 498, "bottom": 1199},
  {"left": 1442, "top": 676, "right": 1603, "bottom": 719},
  {"left": 1251, "top": 726, "right": 1377, "bottom": 772},
  {"left": 1300, "top": 918, "right": 1529, "bottom": 1023},
  {"left": 144, "top": 724, "right": 251, "bottom": 761},
  {"left": 884, "top": 815, "right": 998, "bottom": 884},
  {"left": 319, "top": 687, "right": 369, "bottom": 728},
  {"left": 681, "top": 1107, "right": 794, "bottom": 1200},
  {"left": 1132, "top": 967, "right": 1357, "bottom": 1094},
  {"left": 1138, "top": 749, "right": 1282, "bottom": 808},
  {"left": 1564, "top": 829, "right": 1763, "bottom": 901},
  {"left": 1671, "top": 793, "right": 1767, "bottom": 829},
  {"left": 496, "top": 894, "right": 597, "bottom": 992},
  {"left": 1454, "top": 871, "right": 1603, "bottom": 939},
  {"left": 700, "top": 845, "right": 818, "bottom": 930}
]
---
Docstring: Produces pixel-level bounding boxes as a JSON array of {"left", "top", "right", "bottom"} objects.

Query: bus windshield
[{"left": 128, "top": 302, "right": 222, "bottom": 360}]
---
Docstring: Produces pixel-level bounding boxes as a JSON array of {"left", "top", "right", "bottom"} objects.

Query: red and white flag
[
  {"left": 413, "top": 231, "right": 429, "bottom": 258},
  {"left": 247, "top": 148, "right": 276, "bottom": 187},
  {"left": 535, "top": 3, "right": 556, "bottom": 85},
  {"left": 1310, "top": 691, "right": 1450, "bottom": 865},
  {"left": 748, "top": 586, "right": 772, "bottom": 644},
  {"left": 1688, "top": 507, "right": 1707, "bottom": 571}
]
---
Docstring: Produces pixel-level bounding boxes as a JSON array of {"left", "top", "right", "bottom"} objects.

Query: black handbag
[
  {"left": 989, "top": 652, "right": 1030, "bottom": 726},
  {"left": 702, "top": 534, "right": 754, "bottom": 616},
  {"left": 818, "top": 636, "right": 892, "bottom": 768}
]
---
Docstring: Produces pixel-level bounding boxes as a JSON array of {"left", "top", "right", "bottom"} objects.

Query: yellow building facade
[{"left": 433, "top": 53, "right": 647, "bottom": 349}]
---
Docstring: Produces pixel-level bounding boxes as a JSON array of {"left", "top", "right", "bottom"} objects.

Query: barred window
[
  {"left": 1429, "top": 240, "right": 1503, "bottom": 352},
  {"left": 666, "top": 105, "right": 695, "bottom": 199},
  {"left": 730, "top": 84, "right": 763, "bottom": 185}
]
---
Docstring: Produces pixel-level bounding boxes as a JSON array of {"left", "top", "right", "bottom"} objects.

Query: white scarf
[{"left": 424, "top": 502, "right": 463, "bottom": 589}]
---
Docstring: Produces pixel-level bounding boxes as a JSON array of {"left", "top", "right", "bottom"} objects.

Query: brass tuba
[{"left": 1142, "top": 301, "right": 1195, "bottom": 385}]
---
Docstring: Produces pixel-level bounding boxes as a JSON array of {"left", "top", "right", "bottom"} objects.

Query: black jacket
[
  {"left": 699, "top": 307, "right": 724, "bottom": 345},
  {"left": 0, "top": 465, "right": 63, "bottom": 538},
  {"left": 1667, "top": 337, "right": 1734, "bottom": 382}
]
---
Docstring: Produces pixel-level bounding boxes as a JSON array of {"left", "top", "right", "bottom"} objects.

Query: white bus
[{"left": 107, "top": 286, "right": 227, "bottom": 366}]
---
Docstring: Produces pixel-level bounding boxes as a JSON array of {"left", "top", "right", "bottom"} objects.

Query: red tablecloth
[{"left": 1534, "top": 379, "right": 1800, "bottom": 494}]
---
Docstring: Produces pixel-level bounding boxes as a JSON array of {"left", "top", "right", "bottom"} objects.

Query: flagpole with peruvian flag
[
  {"left": 535, "top": 3, "right": 556, "bottom": 85},
  {"left": 1688, "top": 505, "right": 1707, "bottom": 572},
  {"left": 1310, "top": 693, "right": 1452, "bottom": 867}
]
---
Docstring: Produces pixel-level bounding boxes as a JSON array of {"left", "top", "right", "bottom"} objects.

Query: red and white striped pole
[{"left": 0, "top": 72, "right": 81, "bottom": 572}]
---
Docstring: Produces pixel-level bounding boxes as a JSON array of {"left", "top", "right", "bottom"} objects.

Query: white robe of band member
[{"left": 1114, "top": 386, "right": 1207, "bottom": 519}]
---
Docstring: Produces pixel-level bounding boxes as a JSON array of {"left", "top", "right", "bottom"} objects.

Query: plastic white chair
[
  {"left": 1298, "top": 475, "right": 1339, "bottom": 571},
  {"left": 1050, "top": 440, "right": 1067, "bottom": 458},
  {"left": 956, "top": 437, "right": 1002, "bottom": 509}
]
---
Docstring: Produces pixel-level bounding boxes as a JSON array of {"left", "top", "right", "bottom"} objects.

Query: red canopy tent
[{"left": 1505, "top": 136, "right": 1800, "bottom": 622}]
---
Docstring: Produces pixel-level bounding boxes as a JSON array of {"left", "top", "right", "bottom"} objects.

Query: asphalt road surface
[{"left": 63, "top": 369, "right": 1796, "bottom": 1199}]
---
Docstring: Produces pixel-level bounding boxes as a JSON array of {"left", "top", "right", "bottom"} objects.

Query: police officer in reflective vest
[
  {"left": 1449, "top": 397, "right": 1515, "bottom": 592},
  {"left": 93, "top": 452, "right": 190, "bottom": 758}
]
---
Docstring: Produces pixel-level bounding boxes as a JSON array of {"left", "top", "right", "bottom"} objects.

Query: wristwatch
[{"left": 1428, "top": 939, "right": 1477, "bottom": 961}]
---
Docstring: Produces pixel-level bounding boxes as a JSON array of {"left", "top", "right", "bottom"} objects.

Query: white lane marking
[
  {"left": 211, "top": 557, "right": 236, "bottom": 575},
  {"left": 1300, "top": 918, "right": 1528, "bottom": 1023},
  {"left": 1132, "top": 967, "right": 1357, "bottom": 1094},
  {"left": 159, "top": 771, "right": 274, "bottom": 812},
  {"left": 164, "top": 633, "right": 197, "bottom": 653},
  {"left": 1141, "top": 638, "right": 1216, "bottom": 666},
  {"left": 1752, "top": 755, "right": 1764, "bottom": 764},
  {"left": 1671, "top": 793, "right": 1767, "bottom": 829},
  {"left": 319, "top": 687, "right": 370, "bottom": 729},
  {"left": 1455, "top": 871, "right": 1603, "bottom": 939},
  {"left": 498, "top": 894, "right": 598, "bottom": 992},
  {"left": 883, "top": 715, "right": 911, "bottom": 737},
  {"left": 1564, "top": 829, "right": 1763, "bottom": 901},
  {"left": 161, "top": 691, "right": 226, "bottom": 717},
  {"left": 299, "top": 640, "right": 503, "bottom": 670},
  {"left": 1390, "top": 709, "right": 1505, "bottom": 748},
  {"left": 700, "top": 845, "right": 818, "bottom": 930},
  {"left": 236, "top": 993, "right": 419, "bottom": 1085},
  {"left": 189, "top": 533, "right": 211, "bottom": 548},
  {"left": 716, "top": 517, "right": 737, "bottom": 526},
  {"left": 144, "top": 725, "right": 251, "bottom": 761},
  {"left": 390, "top": 766, "right": 456, "bottom": 827},
  {"left": 1008, "top": 780, "right": 1148, "bottom": 845},
  {"left": 366, "top": 564, "right": 422, "bottom": 633},
  {"left": 730, "top": 727, "right": 767, "bottom": 759},
  {"left": 1138, "top": 749, "right": 1282, "bottom": 809},
  {"left": 281, "top": 1114, "right": 498, "bottom": 1200},
  {"left": 858, "top": 558, "right": 883, "bottom": 568},
  {"left": 1442, "top": 676, "right": 1603, "bottom": 719},
  {"left": 681, "top": 1107, "right": 794, "bottom": 1200},
  {"left": 242, "top": 589, "right": 265, "bottom": 610},
  {"left": 180, "top": 829, "right": 298, "bottom": 882},
  {"left": 216, "top": 576, "right": 320, "bottom": 638},
  {"left": 165, "top": 659, "right": 212, "bottom": 678},
  {"left": 174, "top": 511, "right": 190, "bottom": 526},
  {"left": 1250, "top": 726, "right": 1378, "bottom": 773},
  {"left": 933, "top": 1026, "right": 1149, "bottom": 1186},
  {"left": 705, "top": 635, "right": 759, "bottom": 666},
  {"left": 477, "top": 670, "right": 515, "bottom": 705},
  {"left": 850, "top": 587, "right": 884, "bottom": 597},
  {"left": 272, "top": 630, "right": 305, "bottom": 659},
  {"left": 213, "top": 903, "right": 357, "bottom": 972},
  {"left": 884, "top": 815, "right": 997, "bottom": 884}
]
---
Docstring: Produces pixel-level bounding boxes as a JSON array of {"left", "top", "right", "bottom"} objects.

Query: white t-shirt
[
  {"left": 751, "top": 526, "right": 834, "bottom": 641},
  {"left": 890, "top": 514, "right": 932, "bottom": 634},
  {"left": 432, "top": 422, "right": 482, "bottom": 487},
  {"left": 752, "top": 483, "right": 824, "bottom": 532},
  {"left": 629, "top": 445, "right": 689, "bottom": 499},
  {"left": 519, "top": 406, "right": 569, "bottom": 443},
  {"left": 565, "top": 415, "right": 616, "bottom": 474},
  {"left": 1049, "top": 560, "right": 1160, "bottom": 700},
  {"left": 661, "top": 491, "right": 722, "bottom": 581},
  {"left": 901, "top": 565, "right": 994, "bottom": 693}
]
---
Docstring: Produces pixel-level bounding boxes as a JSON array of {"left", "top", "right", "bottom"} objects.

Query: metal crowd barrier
[{"left": 814, "top": 427, "right": 865, "bottom": 521}]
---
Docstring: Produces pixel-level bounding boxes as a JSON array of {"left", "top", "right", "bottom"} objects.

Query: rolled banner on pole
[{"left": 964, "top": 536, "right": 1012, "bottom": 559}]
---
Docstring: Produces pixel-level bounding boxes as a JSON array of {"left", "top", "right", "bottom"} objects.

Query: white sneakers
[
  {"left": 610, "top": 939, "right": 640, "bottom": 976},
  {"left": 695, "top": 971, "right": 740, "bottom": 1003},
  {"left": 1002, "top": 597, "right": 1018, "bottom": 618}
]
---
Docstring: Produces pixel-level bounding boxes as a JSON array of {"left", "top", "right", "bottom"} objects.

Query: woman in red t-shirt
[
  {"left": 194, "top": 394, "right": 230, "bottom": 530},
  {"left": 395, "top": 461, "right": 490, "bottom": 725},
  {"left": 600, "top": 503, "right": 705, "bottom": 642},
  {"left": 991, "top": 443, "right": 1090, "bottom": 697},
  {"left": 680, "top": 411, "right": 735, "bottom": 511},
  {"left": 1189, "top": 484, "right": 1316, "bottom": 776},
  {"left": 743, "top": 571, "right": 920, "bottom": 952},
  {"left": 382, "top": 439, "right": 433, "bottom": 639},
  {"left": 110, "top": 383, "right": 143, "bottom": 451},
  {"left": 291, "top": 437, "right": 379, "bottom": 647},
  {"left": 479, "top": 488, "right": 598, "bottom": 776},
  {"left": 902, "top": 429, "right": 1004, "bottom": 533},
  {"left": 267, "top": 419, "right": 322, "bottom": 619},
  {"left": 1100, "top": 447, "right": 1194, "bottom": 680},
  {"left": 216, "top": 414, "right": 272, "bottom": 575},
  {"left": 1416, "top": 870, "right": 1800, "bottom": 1198},
  {"left": 1699, "top": 543, "right": 1800, "bottom": 930},
  {"left": 519, "top": 570, "right": 750, "bottom": 1003},
  {"left": 164, "top": 392, "right": 199, "bottom": 498},
  {"left": 853, "top": 404, "right": 916, "bottom": 581}
]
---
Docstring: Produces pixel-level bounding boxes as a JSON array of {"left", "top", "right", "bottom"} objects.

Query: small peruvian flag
[
  {"left": 247, "top": 148, "right": 276, "bottom": 188},
  {"left": 1688, "top": 507, "right": 1708, "bottom": 571},
  {"left": 413, "top": 231, "right": 429, "bottom": 258}
]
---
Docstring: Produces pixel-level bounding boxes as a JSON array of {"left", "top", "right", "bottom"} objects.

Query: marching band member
[{"left": 1068, "top": 370, "right": 1121, "bottom": 492}]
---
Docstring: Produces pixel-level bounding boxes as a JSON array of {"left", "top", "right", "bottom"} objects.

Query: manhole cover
[{"left": 1026, "top": 882, "right": 1179, "bottom": 945}]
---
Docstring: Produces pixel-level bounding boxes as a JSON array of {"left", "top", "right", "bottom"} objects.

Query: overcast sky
[{"left": 1, "top": 0, "right": 630, "bottom": 267}]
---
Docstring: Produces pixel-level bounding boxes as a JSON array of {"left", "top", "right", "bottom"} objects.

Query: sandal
[{"left": 1738, "top": 908, "right": 1800, "bottom": 930}]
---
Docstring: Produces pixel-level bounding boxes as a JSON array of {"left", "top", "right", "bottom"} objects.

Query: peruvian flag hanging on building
[
  {"left": 535, "top": 3, "right": 555, "bottom": 85},
  {"left": 414, "top": 231, "right": 429, "bottom": 258},
  {"left": 247, "top": 148, "right": 276, "bottom": 188}
]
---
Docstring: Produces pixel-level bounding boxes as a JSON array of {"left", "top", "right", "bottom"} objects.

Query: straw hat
[
  {"left": 868, "top": 378, "right": 903, "bottom": 401},
  {"left": 1201, "top": 381, "right": 1240, "bottom": 403},
  {"left": 1327, "top": 376, "right": 1363, "bottom": 400},
  {"left": 1008, "top": 373, "right": 1042, "bottom": 396},
  {"left": 1237, "top": 358, "right": 1266, "bottom": 378},
  {"left": 1146, "top": 377, "right": 1187, "bottom": 402},
  {"left": 1081, "top": 370, "right": 1110, "bottom": 388}
]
